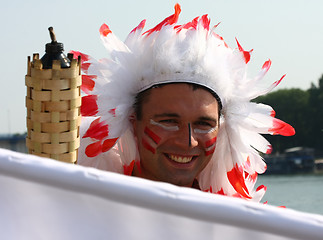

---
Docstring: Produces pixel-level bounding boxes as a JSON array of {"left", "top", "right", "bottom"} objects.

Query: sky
[{"left": 1, "top": 0, "right": 323, "bottom": 134}]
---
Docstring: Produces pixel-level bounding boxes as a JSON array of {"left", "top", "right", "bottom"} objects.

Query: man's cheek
[
  {"left": 205, "top": 136, "right": 217, "bottom": 156},
  {"left": 144, "top": 126, "right": 161, "bottom": 144},
  {"left": 142, "top": 138, "right": 156, "bottom": 154},
  {"left": 141, "top": 126, "right": 162, "bottom": 154}
]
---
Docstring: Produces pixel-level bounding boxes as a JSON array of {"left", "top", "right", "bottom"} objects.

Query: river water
[{"left": 257, "top": 173, "right": 323, "bottom": 216}]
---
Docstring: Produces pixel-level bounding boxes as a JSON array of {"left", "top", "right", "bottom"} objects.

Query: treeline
[{"left": 255, "top": 75, "right": 323, "bottom": 155}]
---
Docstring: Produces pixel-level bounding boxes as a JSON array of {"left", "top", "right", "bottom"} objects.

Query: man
[
  {"left": 76, "top": 4, "right": 294, "bottom": 201},
  {"left": 131, "top": 83, "right": 220, "bottom": 188}
]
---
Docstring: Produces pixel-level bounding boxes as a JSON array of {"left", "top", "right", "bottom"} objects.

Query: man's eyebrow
[
  {"left": 197, "top": 116, "right": 218, "bottom": 124},
  {"left": 153, "top": 113, "right": 180, "bottom": 118}
]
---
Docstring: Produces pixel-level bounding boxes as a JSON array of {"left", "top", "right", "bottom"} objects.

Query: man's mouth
[{"left": 165, "top": 154, "right": 196, "bottom": 163}]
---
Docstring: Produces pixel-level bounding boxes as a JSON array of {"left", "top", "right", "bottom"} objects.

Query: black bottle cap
[{"left": 41, "top": 27, "right": 71, "bottom": 69}]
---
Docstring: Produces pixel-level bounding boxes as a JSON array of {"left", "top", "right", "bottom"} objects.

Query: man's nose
[{"left": 174, "top": 123, "right": 198, "bottom": 148}]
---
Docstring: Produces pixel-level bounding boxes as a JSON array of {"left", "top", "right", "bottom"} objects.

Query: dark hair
[{"left": 133, "top": 82, "right": 222, "bottom": 120}]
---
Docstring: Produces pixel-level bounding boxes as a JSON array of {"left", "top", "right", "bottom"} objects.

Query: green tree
[
  {"left": 255, "top": 88, "right": 309, "bottom": 153},
  {"left": 307, "top": 75, "right": 323, "bottom": 153}
]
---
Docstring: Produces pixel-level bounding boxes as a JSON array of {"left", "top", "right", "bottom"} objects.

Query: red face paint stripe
[
  {"left": 205, "top": 137, "right": 217, "bottom": 148},
  {"left": 142, "top": 138, "right": 156, "bottom": 154},
  {"left": 205, "top": 147, "right": 215, "bottom": 156},
  {"left": 144, "top": 127, "right": 161, "bottom": 144}
]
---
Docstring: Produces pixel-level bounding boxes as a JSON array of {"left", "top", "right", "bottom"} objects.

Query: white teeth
[{"left": 168, "top": 154, "right": 193, "bottom": 163}]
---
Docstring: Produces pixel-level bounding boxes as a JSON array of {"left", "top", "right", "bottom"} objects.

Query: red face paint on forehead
[
  {"left": 142, "top": 138, "right": 156, "bottom": 154},
  {"left": 205, "top": 136, "right": 217, "bottom": 148},
  {"left": 144, "top": 126, "right": 161, "bottom": 144}
]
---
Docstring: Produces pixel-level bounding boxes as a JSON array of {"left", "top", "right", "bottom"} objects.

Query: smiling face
[{"left": 132, "top": 83, "right": 219, "bottom": 187}]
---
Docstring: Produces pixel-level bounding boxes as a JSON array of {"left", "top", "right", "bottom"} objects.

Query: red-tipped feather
[
  {"left": 216, "top": 188, "right": 225, "bottom": 195},
  {"left": 108, "top": 108, "right": 116, "bottom": 117},
  {"left": 81, "top": 63, "right": 91, "bottom": 73},
  {"left": 262, "top": 59, "right": 272, "bottom": 72},
  {"left": 83, "top": 120, "right": 109, "bottom": 140},
  {"left": 248, "top": 172, "right": 258, "bottom": 182},
  {"left": 81, "top": 95, "right": 98, "bottom": 116},
  {"left": 213, "top": 32, "right": 229, "bottom": 48},
  {"left": 270, "top": 110, "right": 276, "bottom": 117},
  {"left": 81, "top": 75, "right": 96, "bottom": 94},
  {"left": 123, "top": 160, "right": 135, "bottom": 176},
  {"left": 256, "top": 185, "right": 267, "bottom": 192},
  {"left": 227, "top": 164, "right": 251, "bottom": 199},
  {"left": 200, "top": 14, "right": 210, "bottom": 30},
  {"left": 69, "top": 51, "right": 90, "bottom": 63},
  {"left": 100, "top": 23, "right": 112, "bottom": 37},
  {"left": 85, "top": 141, "right": 102, "bottom": 157},
  {"left": 266, "top": 145, "right": 273, "bottom": 154},
  {"left": 272, "top": 74, "right": 286, "bottom": 88},
  {"left": 130, "top": 19, "right": 146, "bottom": 34},
  {"left": 175, "top": 17, "right": 198, "bottom": 32},
  {"left": 269, "top": 118, "right": 295, "bottom": 136},
  {"left": 102, "top": 138, "right": 118, "bottom": 152},
  {"left": 144, "top": 3, "right": 181, "bottom": 35},
  {"left": 235, "top": 38, "right": 253, "bottom": 64}
]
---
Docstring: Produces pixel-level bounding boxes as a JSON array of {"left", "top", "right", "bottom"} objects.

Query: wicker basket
[{"left": 25, "top": 53, "right": 81, "bottom": 163}]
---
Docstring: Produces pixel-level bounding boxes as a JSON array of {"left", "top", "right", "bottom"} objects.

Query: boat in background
[{"left": 264, "top": 147, "right": 316, "bottom": 174}]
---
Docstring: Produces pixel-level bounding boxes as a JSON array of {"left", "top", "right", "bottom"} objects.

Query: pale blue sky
[{"left": 1, "top": 0, "right": 322, "bottom": 134}]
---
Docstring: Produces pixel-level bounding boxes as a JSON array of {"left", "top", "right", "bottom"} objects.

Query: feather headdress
[{"left": 74, "top": 3, "right": 295, "bottom": 201}]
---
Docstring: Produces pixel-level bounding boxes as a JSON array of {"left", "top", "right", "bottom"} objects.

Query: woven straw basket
[{"left": 25, "top": 53, "right": 81, "bottom": 163}]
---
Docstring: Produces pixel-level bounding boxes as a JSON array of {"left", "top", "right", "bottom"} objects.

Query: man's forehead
[
  {"left": 137, "top": 83, "right": 220, "bottom": 122},
  {"left": 147, "top": 83, "right": 221, "bottom": 108}
]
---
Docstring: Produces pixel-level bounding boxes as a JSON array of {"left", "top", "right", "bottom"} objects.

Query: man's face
[{"left": 132, "top": 83, "right": 219, "bottom": 187}]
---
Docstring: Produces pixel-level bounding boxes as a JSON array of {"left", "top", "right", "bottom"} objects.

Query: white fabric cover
[{"left": 0, "top": 148, "right": 322, "bottom": 240}]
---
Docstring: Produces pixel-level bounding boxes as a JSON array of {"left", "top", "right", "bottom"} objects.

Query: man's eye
[
  {"left": 196, "top": 121, "right": 213, "bottom": 127},
  {"left": 159, "top": 119, "right": 178, "bottom": 124}
]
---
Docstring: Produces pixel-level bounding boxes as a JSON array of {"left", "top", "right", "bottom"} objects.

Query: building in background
[
  {"left": 0, "top": 134, "right": 27, "bottom": 153},
  {"left": 264, "top": 147, "right": 316, "bottom": 174}
]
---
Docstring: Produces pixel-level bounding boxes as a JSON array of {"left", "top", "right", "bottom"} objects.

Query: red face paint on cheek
[
  {"left": 205, "top": 137, "right": 217, "bottom": 156},
  {"left": 205, "top": 147, "right": 215, "bottom": 156},
  {"left": 205, "top": 137, "right": 217, "bottom": 148},
  {"left": 144, "top": 127, "right": 161, "bottom": 144},
  {"left": 142, "top": 138, "right": 156, "bottom": 154}
]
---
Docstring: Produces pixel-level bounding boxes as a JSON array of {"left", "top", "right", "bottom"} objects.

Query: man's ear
[{"left": 129, "top": 114, "right": 137, "bottom": 132}]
